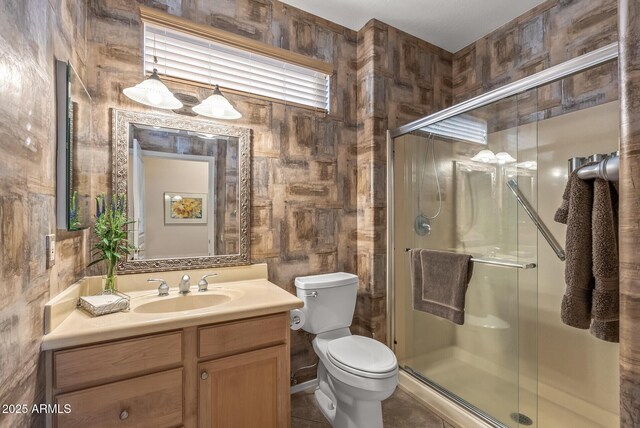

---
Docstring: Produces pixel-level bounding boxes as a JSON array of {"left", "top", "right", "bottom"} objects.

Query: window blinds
[{"left": 144, "top": 23, "right": 331, "bottom": 111}]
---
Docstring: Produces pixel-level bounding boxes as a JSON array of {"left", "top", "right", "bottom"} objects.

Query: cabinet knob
[
  {"left": 201, "top": 371, "right": 209, "bottom": 380},
  {"left": 119, "top": 410, "right": 129, "bottom": 420}
]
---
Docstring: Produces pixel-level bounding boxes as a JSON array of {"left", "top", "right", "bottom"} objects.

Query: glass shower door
[{"left": 392, "top": 92, "right": 538, "bottom": 427}]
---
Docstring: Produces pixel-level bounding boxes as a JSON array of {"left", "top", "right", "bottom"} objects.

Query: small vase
[
  {"left": 102, "top": 275, "right": 118, "bottom": 293},
  {"left": 103, "top": 260, "right": 118, "bottom": 293}
]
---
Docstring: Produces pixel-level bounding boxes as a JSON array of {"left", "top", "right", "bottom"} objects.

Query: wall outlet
[{"left": 46, "top": 234, "right": 56, "bottom": 269}]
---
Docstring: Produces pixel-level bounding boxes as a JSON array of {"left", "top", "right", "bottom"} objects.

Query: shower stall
[{"left": 387, "top": 44, "right": 620, "bottom": 428}]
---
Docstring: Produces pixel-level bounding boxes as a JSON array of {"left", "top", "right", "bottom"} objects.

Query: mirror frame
[
  {"left": 112, "top": 108, "right": 251, "bottom": 274},
  {"left": 56, "top": 59, "right": 93, "bottom": 231}
]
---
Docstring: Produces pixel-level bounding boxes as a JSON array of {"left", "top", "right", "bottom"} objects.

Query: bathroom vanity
[{"left": 42, "top": 264, "right": 302, "bottom": 428}]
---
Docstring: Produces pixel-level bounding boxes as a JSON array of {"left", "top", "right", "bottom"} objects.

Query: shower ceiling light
[
  {"left": 192, "top": 85, "right": 242, "bottom": 120},
  {"left": 471, "top": 149, "right": 516, "bottom": 165},
  {"left": 421, "top": 114, "right": 487, "bottom": 145},
  {"left": 187, "top": 131, "right": 218, "bottom": 140},
  {"left": 123, "top": 68, "right": 183, "bottom": 110},
  {"left": 517, "top": 161, "right": 538, "bottom": 170},
  {"left": 495, "top": 152, "right": 516, "bottom": 164},
  {"left": 470, "top": 149, "right": 497, "bottom": 163}
]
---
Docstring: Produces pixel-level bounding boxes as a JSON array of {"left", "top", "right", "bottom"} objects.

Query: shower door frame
[{"left": 386, "top": 42, "right": 619, "bottom": 427}]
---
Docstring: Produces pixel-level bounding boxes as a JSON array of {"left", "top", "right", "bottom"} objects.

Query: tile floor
[{"left": 291, "top": 387, "right": 455, "bottom": 427}]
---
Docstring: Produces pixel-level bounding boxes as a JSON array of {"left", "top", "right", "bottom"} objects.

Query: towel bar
[{"left": 404, "top": 248, "right": 537, "bottom": 269}]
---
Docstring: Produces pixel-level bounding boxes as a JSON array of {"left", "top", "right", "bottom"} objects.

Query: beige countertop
[{"left": 42, "top": 263, "right": 303, "bottom": 351}]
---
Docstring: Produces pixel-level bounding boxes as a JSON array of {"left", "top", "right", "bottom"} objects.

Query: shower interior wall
[{"left": 393, "top": 86, "right": 620, "bottom": 427}]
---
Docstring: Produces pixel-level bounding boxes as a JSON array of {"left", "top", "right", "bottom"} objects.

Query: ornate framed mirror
[{"left": 112, "top": 109, "right": 251, "bottom": 273}]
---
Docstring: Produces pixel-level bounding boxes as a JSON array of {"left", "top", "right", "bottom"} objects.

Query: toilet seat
[{"left": 327, "top": 335, "right": 397, "bottom": 379}]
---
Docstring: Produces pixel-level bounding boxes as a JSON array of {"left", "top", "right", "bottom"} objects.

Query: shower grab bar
[
  {"left": 404, "top": 248, "right": 537, "bottom": 269},
  {"left": 506, "top": 179, "right": 566, "bottom": 261}
]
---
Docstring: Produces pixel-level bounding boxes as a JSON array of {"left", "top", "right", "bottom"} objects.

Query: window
[{"left": 143, "top": 22, "right": 331, "bottom": 111}]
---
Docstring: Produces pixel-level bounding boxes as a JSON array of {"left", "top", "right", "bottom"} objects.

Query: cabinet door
[{"left": 198, "top": 344, "right": 289, "bottom": 428}]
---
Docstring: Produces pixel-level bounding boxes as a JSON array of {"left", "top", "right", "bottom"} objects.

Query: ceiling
[{"left": 279, "top": 0, "right": 547, "bottom": 52}]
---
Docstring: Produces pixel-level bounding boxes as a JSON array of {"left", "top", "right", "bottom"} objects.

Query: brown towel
[
  {"left": 555, "top": 171, "right": 593, "bottom": 329},
  {"left": 589, "top": 179, "right": 619, "bottom": 342},
  {"left": 410, "top": 249, "right": 474, "bottom": 325}
]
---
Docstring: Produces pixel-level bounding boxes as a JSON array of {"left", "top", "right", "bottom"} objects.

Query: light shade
[
  {"left": 471, "top": 149, "right": 497, "bottom": 163},
  {"left": 471, "top": 149, "right": 516, "bottom": 164},
  {"left": 192, "top": 85, "right": 242, "bottom": 120},
  {"left": 123, "top": 69, "right": 183, "bottom": 110},
  {"left": 495, "top": 151, "right": 516, "bottom": 164}
]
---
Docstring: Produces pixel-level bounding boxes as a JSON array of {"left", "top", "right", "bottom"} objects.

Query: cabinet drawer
[
  {"left": 55, "top": 368, "right": 183, "bottom": 428},
  {"left": 198, "top": 313, "right": 287, "bottom": 359},
  {"left": 54, "top": 332, "right": 182, "bottom": 390}
]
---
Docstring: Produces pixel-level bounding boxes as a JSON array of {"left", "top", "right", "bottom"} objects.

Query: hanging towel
[
  {"left": 410, "top": 249, "right": 474, "bottom": 325},
  {"left": 554, "top": 171, "right": 594, "bottom": 329},
  {"left": 589, "top": 178, "right": 619, "bottom": 342}
]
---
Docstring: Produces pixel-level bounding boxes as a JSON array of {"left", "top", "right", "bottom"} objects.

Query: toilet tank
[{"left": 294, "top": 272, "right": 358, "bottom": 334}]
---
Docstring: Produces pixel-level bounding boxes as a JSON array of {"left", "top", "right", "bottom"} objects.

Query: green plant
[{"left": 88, "top": 194, "right": 134, "bottom": 291}]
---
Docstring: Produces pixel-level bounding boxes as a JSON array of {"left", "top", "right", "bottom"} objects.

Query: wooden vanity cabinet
[
  {"left": 46, "top": 312, "right": 291, "bottom": 428},
  {"left": 198, "top": 345, "right": 288, "bottom": 428}
]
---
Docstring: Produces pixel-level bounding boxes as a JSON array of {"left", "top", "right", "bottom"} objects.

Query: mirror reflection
[
  {"left": 56, "top": 61, "right": 93, "bottom": 231},
  {"left": 127, "top": 124, "right": 240, "bottom": 260}
]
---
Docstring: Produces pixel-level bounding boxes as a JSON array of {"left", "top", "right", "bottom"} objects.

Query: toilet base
[
  {"left": 314, "top": 386, "right": 384, "bottom": 428},
  {"left": 311, "top": 333, "right": 397, "bottom": 428},
  {"left": 314, "top": 388, "right": 336, "bottom": 422}
]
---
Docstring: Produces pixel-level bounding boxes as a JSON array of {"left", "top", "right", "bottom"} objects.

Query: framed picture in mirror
[{"left": 164, "top": 192, "right": 208, "bottom": 225}]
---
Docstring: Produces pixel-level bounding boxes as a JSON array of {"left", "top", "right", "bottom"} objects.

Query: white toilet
[{"left": 294, "top": 272, "right": 398, "bottom": 428}]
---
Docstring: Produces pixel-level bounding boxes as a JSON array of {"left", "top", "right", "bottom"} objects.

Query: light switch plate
[{"left": 46, "top": 234, "right": 56, "bottom": 268}]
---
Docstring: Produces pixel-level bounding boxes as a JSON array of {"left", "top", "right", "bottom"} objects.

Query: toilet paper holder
[{"left": 290, "top": 309, "right": 305, "bottom": 330}]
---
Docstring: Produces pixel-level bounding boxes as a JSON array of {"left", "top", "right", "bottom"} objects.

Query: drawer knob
[
  {"left": 119, "top": 410, "right": 129, "bottom": 420},
  {"left": 201, "top": 371, "right": 209, "bottom": 380}
]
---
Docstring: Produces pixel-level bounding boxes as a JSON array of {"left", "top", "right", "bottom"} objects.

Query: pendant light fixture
[
  {"left": 192, "top": 43, "right": 242, "bottom": 120},
  {"left": 123, "top": 33, "right": 182, "bottom": 110},
  {"left": 192, "top": 85, "right": 242, "bottom": 119}
]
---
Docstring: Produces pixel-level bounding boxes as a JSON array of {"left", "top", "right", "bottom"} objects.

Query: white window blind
[{"left": 144, "top": 23, "right": 331, "bottom": 111}]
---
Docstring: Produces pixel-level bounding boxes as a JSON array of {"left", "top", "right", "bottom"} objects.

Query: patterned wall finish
[
  {"left": 452, "top": 0, "right": 618, "bottom": 103},
  {"left": 0, "top": 1, "right": 89, "bottom": 426},
  {"left": 618, "top": 0, "right": 640, "bottom": 424},
  {"left": 355, "top": 19, "right": 452, "bottom": 341},
  {"left": 86, "top": 0, "right": 358, "bottom": 384},
  {"left": 1, "top": 1, "right": 633, "bottom": 421}
]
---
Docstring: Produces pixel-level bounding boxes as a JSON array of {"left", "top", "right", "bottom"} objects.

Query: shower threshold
[{"left": 403, "top": 366, "right": 512, "bottom": 428}]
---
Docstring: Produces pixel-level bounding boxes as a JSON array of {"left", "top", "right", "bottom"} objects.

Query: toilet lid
[{"left": 327, "top": 336, "right": 397, "bottom": 376}]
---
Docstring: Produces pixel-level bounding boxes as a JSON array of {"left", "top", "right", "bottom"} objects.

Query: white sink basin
[{"left": 134, "top": 293, "right": 232, "bottom": 314}]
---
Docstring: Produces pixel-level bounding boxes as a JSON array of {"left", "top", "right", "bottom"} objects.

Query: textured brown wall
[
  {"left": 86, "top": 0, "right": 358, "bottom": 384},
  {"left": 1, "top": 1, "right": 632, "bottom": 420},
  {"left": 452, "top": 0, "right": 619, "bottom": 138},
  {"left": 618, "top": 0, "right": 640, "bottom": 424},
  {"left": 355, "top": 19, "right": 452, "bottom": 341},
  {"left": 0, "top": 0, "right": 89, "bottom": 427},
  {"left": 453, "top": 0, "right": 618, "bottom": 103}
]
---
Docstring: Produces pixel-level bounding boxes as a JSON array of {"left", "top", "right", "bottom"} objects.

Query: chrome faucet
[
  {"left": 198, "top": 273, "right": 218, "bottom": 292},
  {"left": 178, "top": 274, "right": 191, "bottom": 295},
  {"left": 147, "top": 278, "right": 169, "bottom": 296}
]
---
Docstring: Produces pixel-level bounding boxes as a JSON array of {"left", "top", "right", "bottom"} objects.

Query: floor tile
[
  {"left": 291, "top": 386, "right": 446, "bottom": 428},
  {"left": 382, "top": 388, "right": 446, "bottom": 427},
  {"left": 292, "top": 416, "right": 332, "bottom": 427}
]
